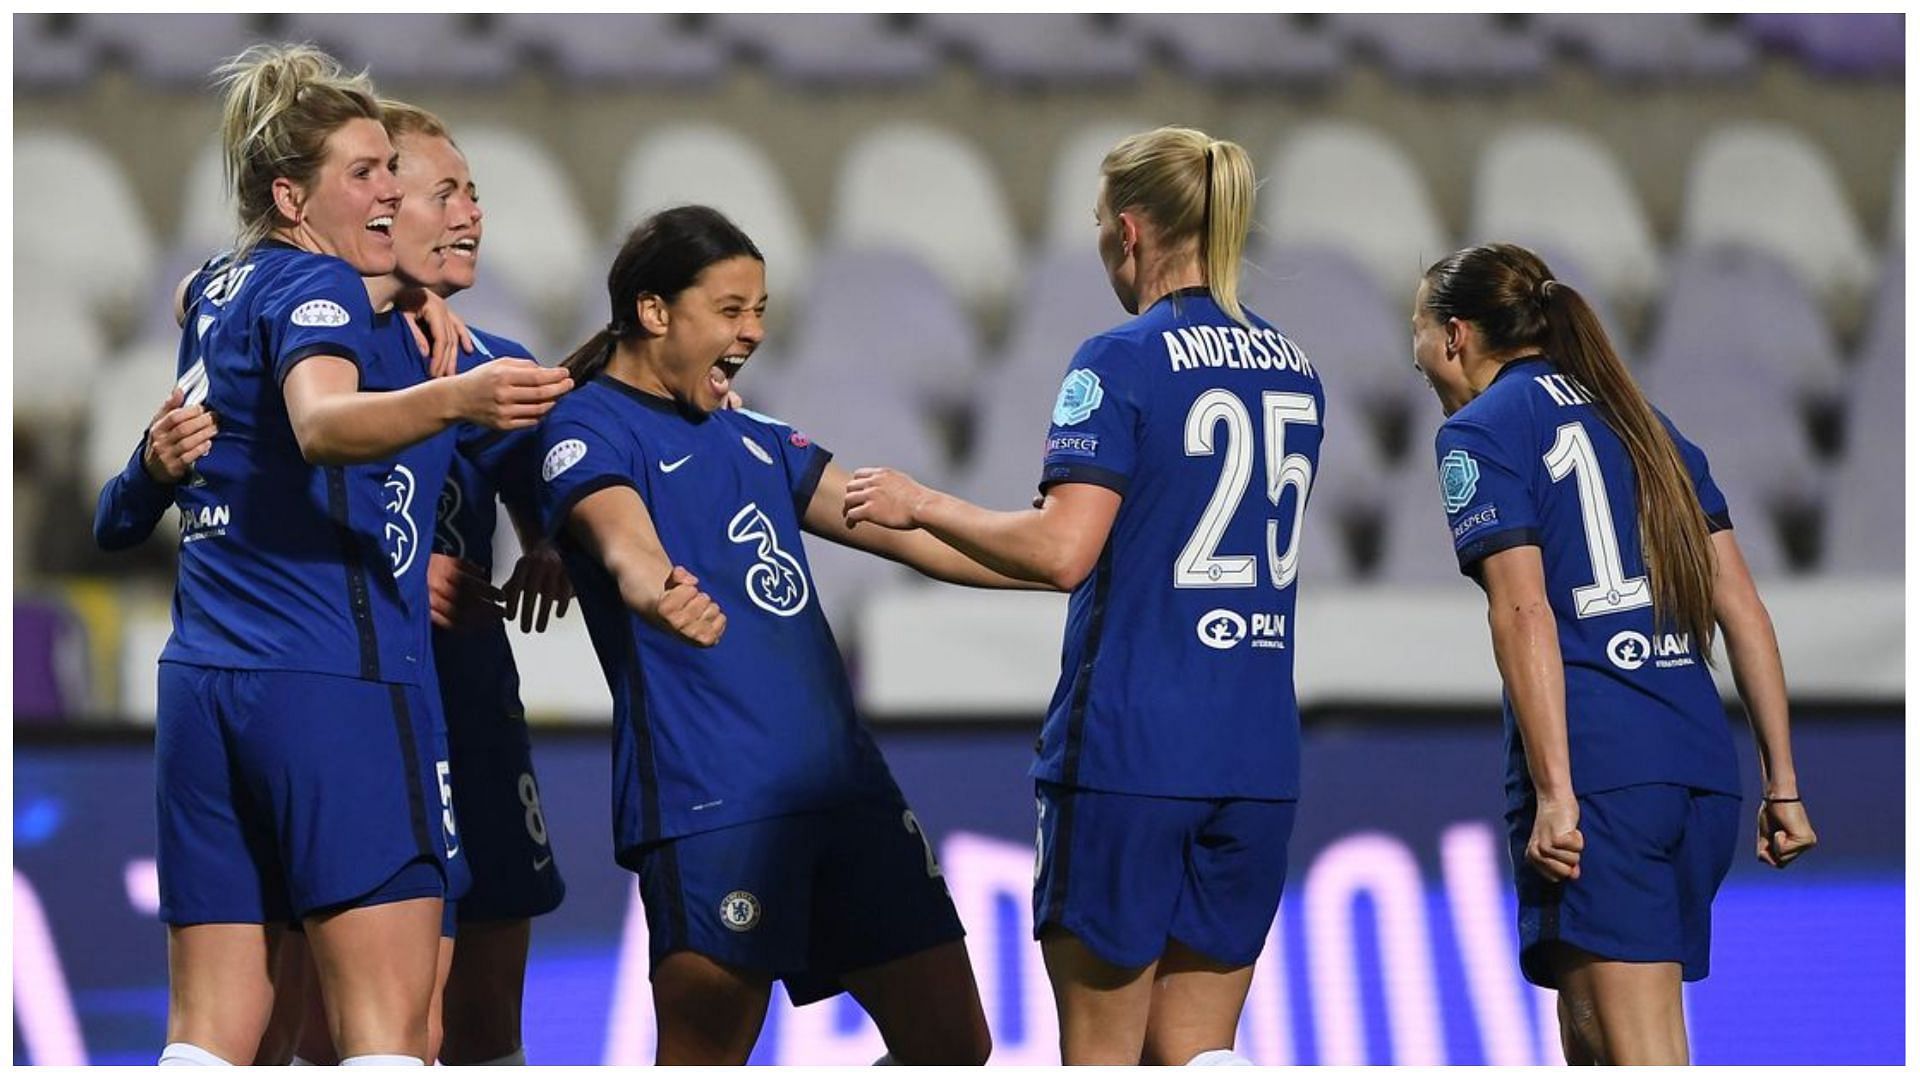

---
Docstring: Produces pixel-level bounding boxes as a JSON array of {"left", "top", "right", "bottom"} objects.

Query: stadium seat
[
  {"left": 1373, "top": 456, "right": 1476, "bottom": 588},
  {"left": 452, "top": 125, "right": 595, "bottom": 328},
  {"left": 711, "top": 14, "right": 937, "bottom": 86},
  {"left": 16, "top": 130, "right": 158, "bottom": 343},
  {"left": 172, "top": 138, "right": 232, "bottom": 265},
  {"left": 829, "top": 123, "right": 1022, "bottom": 319},
  {"left": 1469, "top": 124, "right": 1663, "bottom": 314},
  {"left": 15, "top": 279, "right": 111, "bottom": 433},
  {"left": 1263, "top": 121, "right": 1451, "bottom": 304},
  {"left": 1303, "top": 391, "right": 1391, "bottom": 584},
  {"left": 1822, "top": 291, "right": 1903, "bottom": 575},
  {"left": 1855, "top": 254, "right": 1903, "bottom": 375},
  {"left": 1746, "top": 13, "right": 1905, "bottom": 77},
  {"left": 1680, "top": 122, "right": 1876, "bottom": 323},
  {"left": 615, "top": 124, "right": 812, "bottom": 305},
  {"left": 13, "top": 14, "right": 94, "bottom": 91},
  {"left": 997, "top": 246, "right": 1125, "bottom": 386},
  {"left": 1042, "top": 119, "right": 1154, "bottom": 254},
  {"left": 499, "top": 13, "right": 729, "bottom": 85},
  {"left": 278, "top": 14, "right": 517, "bottom": 85},
  {"left": 779, "top": 248, "right": 980, "bottom": 412},
  {"left": 89, "top": 13, "right": 265, "bottom": 85},
  {"left": 1244, "top": 244, "right": 1421, "bottom": 452},
  {"left": 925, "top": 14, "right": 1145, "bottom": 87},
  {"left": 452, "top": 271, "right": 550, "bottom": 364},
  {"left": 1536, "top": 14, "right": 1757, "bottom": 82},
  {"left": 1128, "top": 14, "right": 1345, "bottom": 87},
  {"left": 1328, "top": 14, "right": 1548, "bottom": 86},
  {"left": 1640, "top": 252, "right": 1832, "bottom": 561}
]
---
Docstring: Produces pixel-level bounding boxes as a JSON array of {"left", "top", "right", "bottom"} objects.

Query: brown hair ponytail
[{"left": 1424, "top": 243, "right": 1717, "bottom": 654}]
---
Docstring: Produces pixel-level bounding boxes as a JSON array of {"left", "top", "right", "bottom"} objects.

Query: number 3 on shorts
[{"left": 902, "top": 809, "right": 942, "bottom": 879}]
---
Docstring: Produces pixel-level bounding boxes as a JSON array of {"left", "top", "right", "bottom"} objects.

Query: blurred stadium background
[{"left": 12, "top": 13, "right": 1905, "bottom": 1065}]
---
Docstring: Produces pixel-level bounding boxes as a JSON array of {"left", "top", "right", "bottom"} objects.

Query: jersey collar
[
  {"left": 1491, "top": 354, "right": 1550, "bottom": 385},
  {"left": 595, "top": 373, "right": 707, "bottom": 421}
]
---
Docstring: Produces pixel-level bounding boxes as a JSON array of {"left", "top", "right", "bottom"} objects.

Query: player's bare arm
[
  {"left": 843, "top": 468, "right": 1120, "bottom": 591},
  {"left": 564, "top": 484, "right": 724, "bottom": 647},
  {"left": 1479, "top": 545, "right": 1583, "bottom": 883},
  {"left": 803, "top": 462, "right": 1051, "bottom": 590}
]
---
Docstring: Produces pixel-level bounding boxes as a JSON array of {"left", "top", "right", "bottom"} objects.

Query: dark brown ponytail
[{"left": 1424, "top": 243, "right": 1717, "bottom": 655}]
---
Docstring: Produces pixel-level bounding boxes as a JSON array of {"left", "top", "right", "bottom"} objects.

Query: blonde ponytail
[{"left": 1102, "top": 126, "right": 1257, "bottom": 326}]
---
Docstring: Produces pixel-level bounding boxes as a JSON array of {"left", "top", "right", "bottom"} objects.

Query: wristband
[{"left": 1763, "top": 796, "right": 1801, "bottom": 804}]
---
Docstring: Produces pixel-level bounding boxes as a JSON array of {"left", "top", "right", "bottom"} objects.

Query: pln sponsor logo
[
  {"left": 1052, "top": 368, "right": 1105, "bottom": 426},
  {"left": 289, "top": 298, "right": 351, "bottom": 328},
  {"left": 178, "top": 502, "right": 231, "bottom": 543},
  {"left": 1047, "top": 433, "right": 1100, "bottom": 459},
  {"left": 1606, "top": 630, "right": 1695, "bottom": 671},
  {"left": 542, "top": 439, "right": 587, "bottom": 482},
  {"left": 1439, "top": 449, "right": 1480, "bottom": 513},
  {"left": 1451, "top": 503, "right": 1499, "bottom": 540},
  {"left": 719, "top": 890, "right": 761, "bottom": 932},
  {"left": 1197, "top": 608, "right": 1248, "bottom": 650}
]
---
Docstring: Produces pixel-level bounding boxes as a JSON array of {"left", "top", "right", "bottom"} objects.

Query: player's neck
[
  {"left": 1133, "top": 256, "right": 1206, "bottom": 316},
  {"left": 604, "top": 343, "right": 675, "bottom": 401}
]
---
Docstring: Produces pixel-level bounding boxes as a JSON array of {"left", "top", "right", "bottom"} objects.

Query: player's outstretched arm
[
  {"left": 1480, "top": 545, "right": 1583, "bottom": 883},
  {"left": 841, "top": 467, "right": 1119, "bottom": 592},
  {"left": 1709, "top": 529, "right": 1816, "bottom": 868},
  {"left": 564, "top": 485, "right": 725, "bottom": 647},
  {"left": 283, "top": 355, "right": 572, "bottom": 465},
  {"left": 803, "top": 462, "right": 1051, "bottom": 590},
  {"left": 93, "top": 387, "right": 219, "bottom": 550}
]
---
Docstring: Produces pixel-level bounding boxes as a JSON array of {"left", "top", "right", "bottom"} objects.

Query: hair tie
[
  {"left": 1202, "top": 144, "right": 1216, "bottom": 234},
  {"left": 1538, "top": 278, "right": 1559, "bottom": 304},
  {"left": 606, "top": 319, "right": 631, "bottom": 337}
]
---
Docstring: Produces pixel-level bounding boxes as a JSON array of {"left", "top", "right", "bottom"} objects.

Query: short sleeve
[
  {"left": 1038, "top": 334, "right": 1142, "bottom": 496},
  {"left": 1434, "top": 417, "right": 1542, "bottom": 573},
  {"left": 1662, "top": 415, "right": 1732, "bottom": 532},
  {"left": 261, "top": 257, "right": 375, "bottom": 384},
  {"left": 737, "top": 409, "right": 834, "bottom": 515},
  {"left": 537, "top": 411, "right": 638, "bottom": 541}
]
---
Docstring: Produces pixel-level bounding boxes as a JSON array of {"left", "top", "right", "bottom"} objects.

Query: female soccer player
[
  {"left": 1408, "top": 242, "right": 1818, "bottom": 1064},
  {"left": 842, "top": 127, "right": 1320, "bottom": 1066},
  {"left": 277, "top": 100, "right": 572, "bottom": 1069},
  {"left": 537, "top": 205, "right": 1029, "bottom": 1065},
  {"left": 97, "top": 44, "right": 566, "bottom": 1067}
]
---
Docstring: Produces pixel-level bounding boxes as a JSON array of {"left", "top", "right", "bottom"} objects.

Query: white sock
[
  {"left": 872, "top": 1053, "right": 898, "bottom": 1065},
  {"left": 159, "top": 1042, "right": 232, "bottom": 1067},
  {"left": 473, "top": 1048, "right": 527, "bottom": 1066},
  {"left": 1186, "top": 1049, "right": 1254, "bottom": 1067},
  {"left": 339, "top": 1054, "right": 425, "bottom": 1067}
]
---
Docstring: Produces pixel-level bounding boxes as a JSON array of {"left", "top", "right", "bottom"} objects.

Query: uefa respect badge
[
  {"left": 1439, "top": 449, "right": 1480, "bottom": 513},
  {"left": 1052, "top": 368, "right": 1105, "bottom": 426}
]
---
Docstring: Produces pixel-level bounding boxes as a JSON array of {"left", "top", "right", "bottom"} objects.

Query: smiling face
[
  {"left": 387, "top": 131, "right": 481, "bottom": 293},
  {"left": 281, "top": 117, "right": 402, "bottom": 275},
  {"left": 1094, "top": 177, "right": 1140, "bottom": 314},
  {"left": 641, "top": 255, "right": 767, "bottom": 414},
  {"left": 1411, "top": 278, "right": 1473, "bottom": 416}
]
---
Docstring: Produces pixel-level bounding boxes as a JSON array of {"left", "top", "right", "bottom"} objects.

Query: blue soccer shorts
[
  {"left": 632, "top": 798, "right": 965, "bottom": 1005},
  {"left": 155, "top": 662, "right": 469, "bottom": 925},
  {"left": 1508, "top": 783, "right": 1740, "bottom": 986},
  {"left": 1033, "top": 780, "right": 1297, "bottom": 970}
]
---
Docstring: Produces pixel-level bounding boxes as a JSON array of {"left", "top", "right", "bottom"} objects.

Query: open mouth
[
  {"left": 367, "top": 215, "right": 394, "bottom": 238},
  {"left": 445, "top": 237, "right": 479, "bottom": 260},
  {"left": 708, "top": 354, "right": 749, "bottom": 398}
]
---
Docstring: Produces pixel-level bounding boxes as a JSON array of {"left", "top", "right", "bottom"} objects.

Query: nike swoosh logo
[
  {"left": 659, "top": 455, "right": 693, "bottom": 474},
  {"left": 532, "top": 854, "right": 553, "bottom": 872}
]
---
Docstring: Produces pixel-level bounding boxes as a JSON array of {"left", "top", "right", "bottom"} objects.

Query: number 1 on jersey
[
  {"left": 1544, "top": 421, "right": 1651, "bottom": 618},
  {"left": 1175, "top": 389, "right": 1319, "bottom": 590}
]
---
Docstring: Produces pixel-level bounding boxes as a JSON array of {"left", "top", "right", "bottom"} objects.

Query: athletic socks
[
  {"left": 159, "top": 1042, "right": 232, "bottom": 1067},
  {"left": 1186, "top": 1049, "right": 1254, "bottom": 1067}
]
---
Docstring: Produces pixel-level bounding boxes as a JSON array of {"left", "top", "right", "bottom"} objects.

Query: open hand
[{"left": 503, "top": 545, "right": 573, "bottom": 634}]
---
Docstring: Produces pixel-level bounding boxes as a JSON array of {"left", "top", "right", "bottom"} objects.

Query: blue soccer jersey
[
  {"left": 157, "top": 242, "right": 424, "bottom": 684},
  {"left": 1433, "top": 356, "right": 1742, "bottom": 808},
  {"left": 537, "top": 375, "right": 899, "bottom": 854},
  {"left": 433, "top": 329, "right": 542, "bottom": 578},
  {"left": 1032, "top": 288, "right": 1325, "bottom": 800}
]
